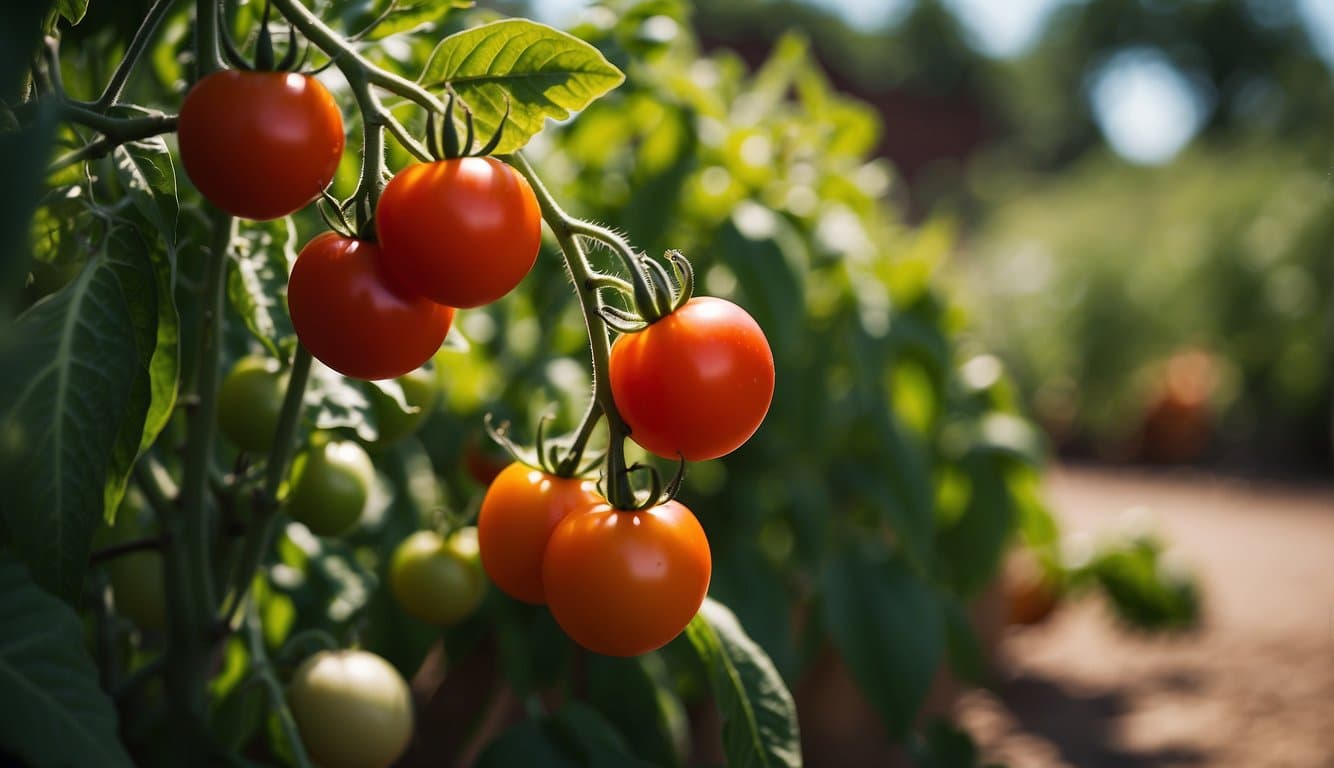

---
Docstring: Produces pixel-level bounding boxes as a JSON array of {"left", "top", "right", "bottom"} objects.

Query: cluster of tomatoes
[
  {"left": 178, "top": 69, "right": 542, "bottom": 381},
  {"left": 183, "top": 65, "right": 776, "bottom": 664}
]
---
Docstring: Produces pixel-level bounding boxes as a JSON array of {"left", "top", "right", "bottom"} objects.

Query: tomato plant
[
  {"left": 286, "top": 649, "right": 413, "bottom": 768},
  {"left": 375, "top": 156, "right": 541, "bottom": 308},
  {"left": 543, "top": 499, "right": 712, "bottom": 657},
  {"left": 287, "top": 232, "right": 455, "bottom": 381},
  {"left": 610, "top": 296, "right": 775, "bottom": 461},
  {"left": 178, "top": 71, "right": 344, "bottom": 221},
  {"left": 285, "top": 437, "right": 375, "bottom": 537},
  {"left": 388, "top": 528, "right": 486, "bottom": 626},
  {"left": 216, "top": 355, "right": 288, "bottom": 453},
  {"left": 477, "top": 462, "right": 600, "bottom": 604}
]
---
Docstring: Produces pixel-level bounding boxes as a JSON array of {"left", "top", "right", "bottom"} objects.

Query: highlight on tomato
[
  {"left": 178, "top": 71, "right": 344, "bottom": 220},
  {"left": 375, "top": 156, "right": 541, "bottom": 308},
  {"left": 609, "top": 296, "right": 775, "bottom": 461},
  {"left": 477, "top": 463, "right": 600, "bottom": 604},
  {"left": 287, "top": 232, "right": 454, "bottom": 381},
  {"left": 542, "top": 498, "right": 711, "bottom": 657}
]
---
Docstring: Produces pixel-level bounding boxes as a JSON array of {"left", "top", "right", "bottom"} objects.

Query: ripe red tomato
[
  {"left": 287, "top": 233, "right": 454, "bottom": 381},
  {"left": 609, "top": 297, "right": 774, "bottom": 461},
  {"left": 375, "top": 156, "right": 541, "bottom": 308},
  {"left": 477, "top": 463, "right": 599, "bottom": 605},
  {"left": 542, "top": 499, "right": 711, "bottom": 657},
  {"left": 178, "top": 71, "right": 344, "bottom": 220}
]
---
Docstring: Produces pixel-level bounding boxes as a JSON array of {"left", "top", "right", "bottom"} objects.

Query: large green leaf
[
  {"left": 820, "top": 544, "right": 944, "bottom": 741},
  {"left": 0, "top": 234, "right": 156, "bottom": 600},
  {"left": 53, "top": 0, "right": 87, "bottom": 26},
  {"left": 419, "top": 19, "right": 625, "bottom": 154},
  {"left": 683, "top": 598, "right": 801, "bottom": 768},
  {"left": 935, "top": 455, "right": 1014, "bottom": 598},
  {"left": 0, "top": 554, "right": 132, "bottom": 767}
]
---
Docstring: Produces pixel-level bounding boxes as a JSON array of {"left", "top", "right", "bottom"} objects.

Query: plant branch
[
  {"left": 508, "top": 152, "right": 636, "bottom": 506},
  {"left": 219, "top": 345, "right": 312, "bottom": 629},
  {"left": 91, "top": 535, "right": 167, "bottom": 563},
  {"left": 196, "top": 0, "right": 223, "bottom": 76},
  {"left": 46, "top": 112, "right": 179, "bottom": 174},
  {"left": 245, "top": 598, "right": 315, "bottom": 768},
  {"left": 95, "top": 0, "right": 179, "bottom": 108}
]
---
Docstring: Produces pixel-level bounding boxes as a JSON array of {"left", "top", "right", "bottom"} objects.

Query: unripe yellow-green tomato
[
  {"left": 287, "top": 650, "right": 413, "bottom": 768},
  {"left": 107, "top": 550, "right": 167, "bottom": 630},
  {"left": 217, "top": 355, "right": 288, "bottom": 453},
  {"left": 389, "top": 529, "right": 486, "bottom": 626},
  {"left": 286, "top": 437, "right": 375, "bottom": 537}
]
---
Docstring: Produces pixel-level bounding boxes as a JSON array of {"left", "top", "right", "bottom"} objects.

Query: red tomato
[
  {"left": 287, "top": 233, "right": 454, "bottom": 381},
  {"left": 609, "top": 297, "right": 774, "bottom": 461},
  {"left": 178, "top": 71, "right": 344, "bottom": 220},
  {"left": 477, "top": 463, "right": 600, "bottom": 605},
  {"left": 375, "top": 157, "right": 541, "bottom": 308},
  {"left": 542, "top": 499, "right": 711, "bottom": 657}
]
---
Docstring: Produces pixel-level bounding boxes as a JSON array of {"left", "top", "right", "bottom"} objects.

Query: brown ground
[{"left": 957, "top": 465, "right": 1334, "bottom": 768}]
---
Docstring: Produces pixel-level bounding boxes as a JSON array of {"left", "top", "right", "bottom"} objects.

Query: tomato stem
[
  {"left": 218, "top": 345, "right": 312, "bottom": 629},
  {"left": 90, "top": 0, "right": 174, "bottom": 109},
  {"left": 508, "top": 152, "right": 638, "bottom": 506},
  {"left": 245, "top": 598, "right": 317, "bottom": 768},
  {"left": 195, "top": 0, "right": 224, "bottom": 76}
]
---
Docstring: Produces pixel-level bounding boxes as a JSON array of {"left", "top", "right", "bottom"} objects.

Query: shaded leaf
[
  {"left": 227, "top": 218, "right": 296, "bottom": 358},
  {"left": 821, "top": 544, "right": 944, "bottom": 740},
  {"left": 0, "top": 236, "right": 153, "bottom": 600},
  {"left": 683, "top": 598, "right": 801, "bottom": 768},
  {"left": 0, "top": 554, "right": 132, "bottom": 767}
]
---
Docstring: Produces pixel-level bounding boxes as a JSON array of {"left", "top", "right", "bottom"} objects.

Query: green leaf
[
  {"left": 354, "top": 0, "right": 473, "bottom": 41},
  {"left": 304, "top": 361, "right": 376, "bottom": 441},
  {"left": 935, "top": 455, "right": 1014, "bottom": 598},
  {"left": 0, "top": 554, "right": 133, "bottom": 767},
  {"left": 0, "top": 237, "right": 155, "bottom": 600},
  {"left": 111, "top": 127, "right": 180, "bottom": 259},
  {"left": 683, "top": 598, "right": 802, "bottom": 768},
  {"left": 101, "top": 227, "right": 177, "bottom": 518},
  {"left": 227, "top": 218, "right": 296, "bottom": 358},
  {"left": 419, "top": 19, "right": 625, "bottom": 154},
  {"left": 0, "top": 101, "right": 57, "bottom": 322},
  {"left": 820, "top": 544, "right": 944, "bottom": 741},
  {"left": 476, "top": 703, "right": 655, "bottom": 768},
  {"left": 54, "top": 0, "right": 87, "bottom": 25},
  {"left": 908, "top": 718, "right": 982, "bottom": 768},
  {"left": 586, "top": 654, "right": 688, "bottom": 767}
]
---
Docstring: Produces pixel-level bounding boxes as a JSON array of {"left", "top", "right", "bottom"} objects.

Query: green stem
[
  {"left": 244, "top": 599, "right": 315, "bottom": 768},
  {"left": 91, "top": 535, "right": 165, "bottom": 564},
  {"left": 219, "top": 346, "right": 312, "bottom": 629},
  {"left": 269, "top": 0, "right": 444, "bottom": 112},
  {"left": 196, "top": 0, "right": 223, "bottom": 77},
  {"left": 94, "top": 0, "right": 179, "bottom": 108},
  {"left": 508, "top": 152, "right": 636, "bottom": 507},
  {"left": 46, "top": 112, "right": 178, "bottom": 174}
]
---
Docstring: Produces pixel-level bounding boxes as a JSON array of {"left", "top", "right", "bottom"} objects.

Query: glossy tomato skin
[
  {"left": 286, "top": 438, "right": 375, "bottom": 537},
  {"left": 609, "top": 297, "right": 775, "bottom": 461},
  {"left": 477, "top": 463, "right": 600, "bottom": 604},
  {"left": 217, "top": 355, "right": 288, "bottom": 453},
  {"left": 375, "top": 156, "right": 541, "bottom": 308},
  {"left": 287, "top": 233, "right": 454, "bottom": 381},
  {"left": 388, "top": 529, "right": 486, "bottom": 626},
  {"left": 287, "top": 650, "right": 413, "bottom": 768},
  {"left": 178, "top": 71, "right": 344, "bottom": 220},
  {"left": 543, "top": 500, "right": 711, "bottom": 657}
]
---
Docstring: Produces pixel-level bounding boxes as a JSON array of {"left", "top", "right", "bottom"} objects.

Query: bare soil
[{"left": 957, "top": 465, "right": 1334, "bottom": 768}]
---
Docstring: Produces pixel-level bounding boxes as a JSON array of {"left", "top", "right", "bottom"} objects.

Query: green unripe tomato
[
  {"left": 287, "top": 649, "right": 413, "bottom": 768},
  {"left": 107, "top": 550, "right": 168, "bottom": 630},
  {"left": 367, "top": 367, "right": 439, "bottom": 448},
  {"left": 286, "top": 437, "right": 375, "bottom": 537},
  {"left": 389, "top": 529, "right": 486, "bottom": 626},
  {"left": 217, "top": 355, "right": 288, "bottom": 453},
  {"left": 99, "top": 489, "right": 166, "bottom": 630}
]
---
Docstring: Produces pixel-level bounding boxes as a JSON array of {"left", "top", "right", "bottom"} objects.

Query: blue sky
[{"left": 531, "top": 0, "right": 1334, "bottom": 164}]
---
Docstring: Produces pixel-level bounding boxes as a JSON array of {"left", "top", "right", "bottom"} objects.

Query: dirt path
[{"left": 956, "top": 465, "right": 1334, "bottom": 768}]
